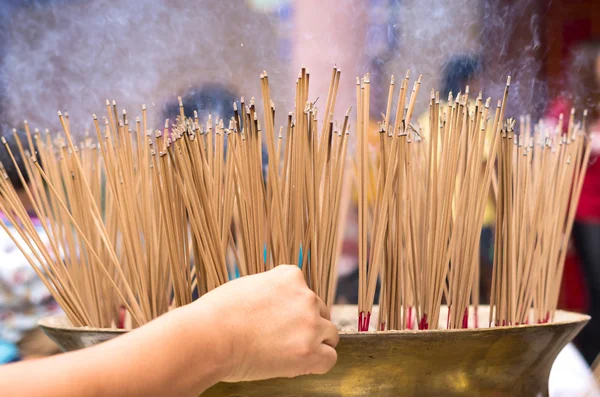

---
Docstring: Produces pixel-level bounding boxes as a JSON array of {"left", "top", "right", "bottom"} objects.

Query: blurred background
[
  {"left": 0, "top": 0, "right": 570, "bottom": 133},
  {"left": 0, "top": 0, "right": 599, "bottom": 376}
]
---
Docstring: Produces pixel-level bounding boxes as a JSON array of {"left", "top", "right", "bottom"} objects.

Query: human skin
[{"left": 0, "top": 265, "right": 339, "bottom": 397}]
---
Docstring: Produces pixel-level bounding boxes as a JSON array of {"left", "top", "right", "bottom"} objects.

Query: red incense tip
[
  {"left": 365, "top": 312, "right": 372, "bottom": 331},
  {"left": 418, "top": 314, "right": 429, "bottom": 330},
  {"left": 118, "top": 306, "right": 126, "bottom": 329},
  {"left": 358, "top": 312, "right": 364, "bottom": 332},
  {"left": 407, "top": 307, "right": 414, "bottom": 330},
  {"left": 462, "top": 307, "right": 469, "bottom": 329},
  {"left": 380, "top": 323, "right": 385, "bottom": 331}
]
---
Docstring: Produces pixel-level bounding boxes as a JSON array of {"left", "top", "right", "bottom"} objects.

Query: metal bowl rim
[{"left": 38, "top": 309, "right": 590, "bottom": 336}]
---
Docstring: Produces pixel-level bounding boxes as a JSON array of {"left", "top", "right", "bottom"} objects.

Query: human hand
[{"left": 197, "top": 265, "right": 339, "bottom": 382}]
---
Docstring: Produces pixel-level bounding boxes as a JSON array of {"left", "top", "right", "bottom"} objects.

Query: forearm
[{"left": 0, "top": 303, "right": 230, "bottom": 397}]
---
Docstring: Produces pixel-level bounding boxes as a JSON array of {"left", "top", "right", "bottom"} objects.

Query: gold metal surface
[{"left": 39, "top": 305, "right": 588, "bottom": 397}]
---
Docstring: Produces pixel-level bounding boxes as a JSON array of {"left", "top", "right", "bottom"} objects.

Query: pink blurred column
[{"left": 292, "top": 0, "right": 369, "bottom": 115}]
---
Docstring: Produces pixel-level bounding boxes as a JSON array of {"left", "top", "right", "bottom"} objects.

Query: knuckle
[
  {"left": 334, "top": 331, "right": 341, "bottom": 346},
  {"left": 284, "top": 264, "right": 300, "bottom": 273},
  {"left": 328, "top": 326, "right": 340, "bottom": 347},
  {"left": 314, "top": 351, "right": 337, "bottom": 375},
  {"left": 274, "top": 265, "right": 292, "bottom": 279},
  {"left": 331, "top": 335, "right": 340, "bottom": 348},
  {"left": 277, "top": 264, "right": 294, "bottom": 274},
  {"left": 303, "top": 289, "right": 319, "bottom": 305},
  {"left": 280, "top": 264, "right": 303, "bottom": 280},
  {"left": 328, "top": 350, "right": 338, "bottom": 368},
  {"left": 297, "top": 342, "right": 314, "bottom": 359}
]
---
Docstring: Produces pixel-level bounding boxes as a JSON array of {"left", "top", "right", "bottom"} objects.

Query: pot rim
[{"left": 38, "top": 307, "right": 590, "bottom": 336}]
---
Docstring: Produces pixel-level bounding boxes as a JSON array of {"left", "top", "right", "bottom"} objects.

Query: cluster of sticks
[
  {"left": 0, "top": 66, "right": 592, "bottom": 332},
  {"left": 357, "top": 75, "right": 510, "bottom": 331},
  {"left": 0, "top": 67, "right": 351, "bottom": 329},
  {"left": 490, "top": 110, "right": 592, "bottom": 326},
  {"left": 164, "top": 68, "right": 352, "bottom": 307},
  {"left": 0, "top": 112, "right": 156, "bottom": 328},
  {"left": 358, "top": 72, "right": 592, "bottom": 331}
]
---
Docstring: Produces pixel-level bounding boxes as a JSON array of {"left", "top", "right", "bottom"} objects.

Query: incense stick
[{"left": 0, "top": 67, "right": 350, "bottom": 328}]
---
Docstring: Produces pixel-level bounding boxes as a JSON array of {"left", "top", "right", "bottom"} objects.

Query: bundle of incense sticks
[
  {"left": 490, "top": 110, "right": 592, "bottom": 327},
  {"left": 0, "top": 67, "right": 351, "bottom": 329},
  {"left": 357, "top": 71, "right": 592, "bottom": 332},
  {"left": 356, "top": 74, "right": 510, "bottom": 331},
  {"left": 0, "top": 110, "right": 174, "bottom": 328},
  {"left": 0, "top": 67, "right": 591, "bottom": 333}
]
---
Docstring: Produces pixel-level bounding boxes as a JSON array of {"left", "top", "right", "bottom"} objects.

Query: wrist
[{"left": 171, "top": 301, "right": 236, "bottom": 390}]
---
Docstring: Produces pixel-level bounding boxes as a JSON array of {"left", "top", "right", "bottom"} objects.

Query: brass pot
[{"left": 39, "top": 305, "right": 588, "bottom": 397}]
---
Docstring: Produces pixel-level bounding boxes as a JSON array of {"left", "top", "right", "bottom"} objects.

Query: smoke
[
  {"left": 1, "top": 0, "right": 286, "bottom": 133},
  {"left": 371, "top": 0, "right": 547, "bottom": 120},
  {"left": 0, "top": 0, "right": 556, "bottom": 136},
  {"left": 372, "top": 0, "right": 482, "bottom": 116},
  {"left": 478, "top": 0, "right": 548, "bottom": 119}
]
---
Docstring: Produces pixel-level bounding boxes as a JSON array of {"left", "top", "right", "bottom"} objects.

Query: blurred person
[
  {"left": 545, "top": 39, "right": 600, "bottom": 365},
  {"left": 162, "top": 84, "right": 238, "bottom": 123},
  {"left": 438, "top": 55, "right": 483, "bottom": 96},
  {"left": 0, "top": 130, "right": 62, "bottom": 362},
  {"left": 0, "top": 265, "right": 340, "bottom": 397},
  {"left": 162, "top": 84, "right": 268, "bottom": 180}
]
